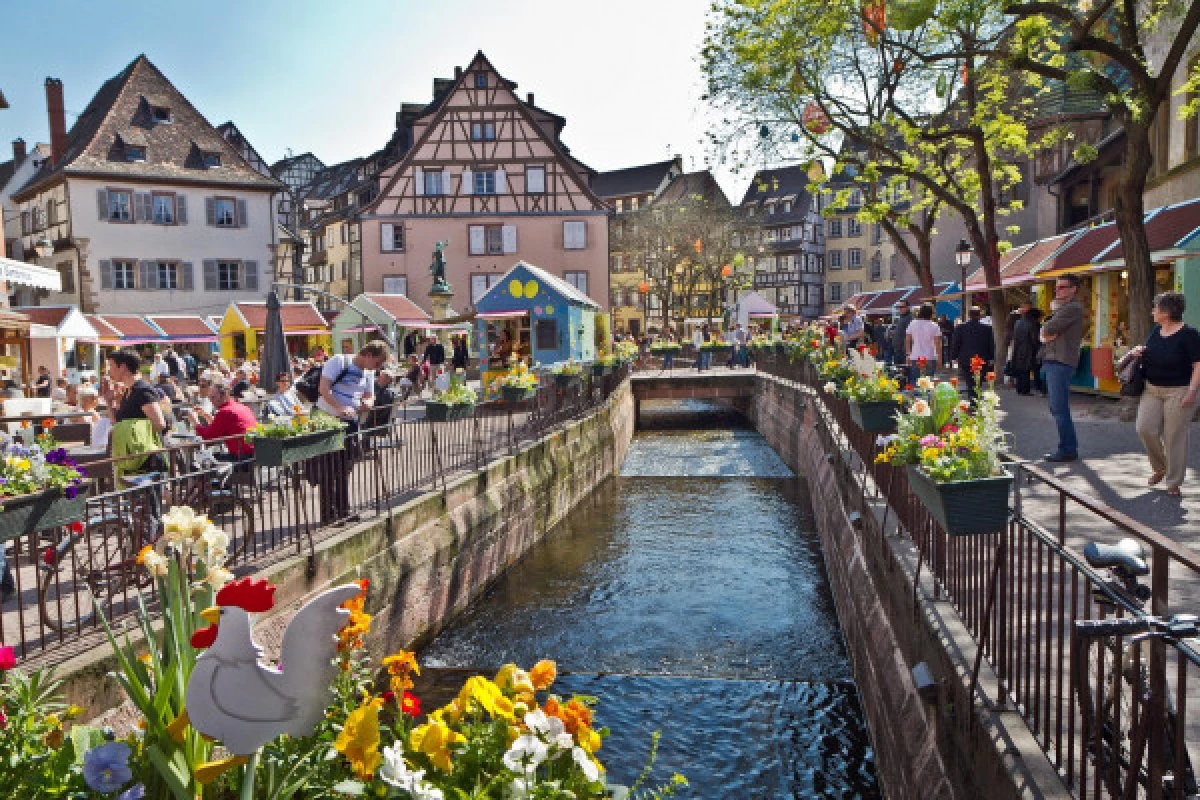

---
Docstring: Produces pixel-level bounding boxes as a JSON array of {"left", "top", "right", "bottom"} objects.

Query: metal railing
[
  {"left": 758, "top": 353, "right": 1200, "bottom": 800},
  {"left": 2, "top": 367, "right": 630, "bottom": 666}
]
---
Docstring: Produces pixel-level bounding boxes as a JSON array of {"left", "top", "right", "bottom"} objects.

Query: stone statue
[{"left": 429, "top": 240, "right": 451, "bottom": 294}]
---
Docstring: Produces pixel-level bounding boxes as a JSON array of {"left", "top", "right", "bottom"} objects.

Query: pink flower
[
  {"left": 0, "top": 646, "right": 16, "bottom": 671},
  {"left": 919, "top": 435, "right": 942, "bottom": 448}
]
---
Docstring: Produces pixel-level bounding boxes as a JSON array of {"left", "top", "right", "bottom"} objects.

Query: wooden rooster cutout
[{"left": 186, "top": 578, "right": 363, "bottom": 756}]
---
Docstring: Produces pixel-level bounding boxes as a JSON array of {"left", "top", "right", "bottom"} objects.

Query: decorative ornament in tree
[
  {"left": 862, "top": 1, "right": 886, "bottom": 44},
  {"left": 638, "top": 281, "right": 649, "bottom": 294},
  {"left": 721, "top": 264, "right": 733, "bottom": 277},
  {"left": 802, "top": 102, "right": 831, "bottom": 135}
]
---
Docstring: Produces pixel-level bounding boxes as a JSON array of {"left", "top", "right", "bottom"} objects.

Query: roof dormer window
[
  {"left": 474, "top": 72, "right": 488, "bottom": 89},
  {"left": 152, "top": 106, "right": 171, "bottom": 123},
  {"left": 201, "top": 152, "right": 222, "bottom": 169},
  {"left": 125, "top": 146, "right": 146, "bottom": 162}
]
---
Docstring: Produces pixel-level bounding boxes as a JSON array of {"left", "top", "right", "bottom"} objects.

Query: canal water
[{"left": 420, "top": 424, "right": 880, "bottom": 797}]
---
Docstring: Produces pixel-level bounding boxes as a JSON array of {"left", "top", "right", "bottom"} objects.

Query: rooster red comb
[{"left": 215, "top": 577, "right": 276, "bottom": 613}]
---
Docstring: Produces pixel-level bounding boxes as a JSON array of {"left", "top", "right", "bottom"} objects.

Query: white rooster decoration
[{"left": 185, "top": 577, "right": 362, "bottom": 768}]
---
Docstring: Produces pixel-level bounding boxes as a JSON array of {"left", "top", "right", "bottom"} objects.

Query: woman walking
[{"left": 1132, "top": 292, "right": 1200, "bottom": 496}]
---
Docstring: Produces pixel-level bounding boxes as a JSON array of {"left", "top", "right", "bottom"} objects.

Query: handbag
[{"left": 1115, "top": 350, "right": 1145, "bottom": 397}]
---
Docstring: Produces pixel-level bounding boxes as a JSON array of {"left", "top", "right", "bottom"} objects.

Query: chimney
[
  {"left": 45, "top": 78, "right": 67, "bottom": 166},
  {"left": 13, "top": 138, "right": 26, "bottom": 163},
  {"left": 526, "top": 92, "right": 535, "bottom": 105},
  {"left": 454, "top": 66, "right": 462, "bottom": 80}
]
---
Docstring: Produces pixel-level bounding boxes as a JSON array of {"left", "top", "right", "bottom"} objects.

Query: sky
[{"left": 0, "top": 0, "right": 757, "bottom": 201}]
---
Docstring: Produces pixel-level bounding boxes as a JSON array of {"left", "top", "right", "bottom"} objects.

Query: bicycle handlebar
[{"left": 1075, "top": 614, "right": 1200, "bottom": 640}]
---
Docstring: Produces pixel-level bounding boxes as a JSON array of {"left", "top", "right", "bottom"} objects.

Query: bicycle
[{"left": 1072, "top": 537, "right": 1199, "bottom": 798}]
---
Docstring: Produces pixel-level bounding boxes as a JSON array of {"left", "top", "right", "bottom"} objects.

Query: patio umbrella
[{"left": 259, "top": 289, "right": 292, "bottom": 391}]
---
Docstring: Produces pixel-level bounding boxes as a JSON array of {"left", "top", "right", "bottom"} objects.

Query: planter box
[
  {"left": 554, "top": 373, "right": 582, "bottom": 388},
  {"left": 253, "top": 428, "right": 345, "bottom": 468},
  {"left": 501, "top": 386, "right": 536, "bottom": 403},
  {"left": 775, "top": 342, "right": 787, "bottom": 356},
  {"left": 425, "top": 401, "right": 475, "bottom": 422},
  {"left": 906, "top": 466, "right": 1013, "bottom": 536},
  {"left": 592, "top": 364, "right": 614, "bottom": 377},
  {"left": 848, "top": 399, "right": 899, "bottom": 433},
  {"left": 0, "top": 485, "right": 90, "bottom": 541}
]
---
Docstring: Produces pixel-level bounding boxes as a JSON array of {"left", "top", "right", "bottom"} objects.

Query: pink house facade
[{"left": 358, "top": 52, "right": 609, "bottom": 313}]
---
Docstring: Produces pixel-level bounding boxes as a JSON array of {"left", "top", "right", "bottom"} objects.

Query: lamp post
[{"left": 955, "top": 239, "right": 972, "bottom": 320}]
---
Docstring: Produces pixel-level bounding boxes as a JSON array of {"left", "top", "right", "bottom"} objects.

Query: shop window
[{"left": 535, "top": 318, "right": 558, "bottom": 350}]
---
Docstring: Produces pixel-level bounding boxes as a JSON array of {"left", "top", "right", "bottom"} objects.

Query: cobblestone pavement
[{"left": 995, "top": 387, "right": 1199, "bottom": 540}]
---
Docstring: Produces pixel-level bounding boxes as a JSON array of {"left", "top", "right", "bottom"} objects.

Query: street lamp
[{"left": 955, "top": 239, "right": 972, "bottom": 318}]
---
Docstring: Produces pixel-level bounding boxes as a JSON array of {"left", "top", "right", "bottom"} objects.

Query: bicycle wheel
[
  {"left": 1074, "top": 634, "right": 1146, "bottom": 795},
  {"left": 209, "top": 493, "right": 256, "bottom": 563},
  {"left": 38, "top": 520, "right": 128, "bottom": 632}
]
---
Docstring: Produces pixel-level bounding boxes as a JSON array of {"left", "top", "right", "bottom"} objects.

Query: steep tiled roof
[
  {"left": 147, "top": 315, "right": 214, "bottom": 337},
  {"left": 592, "top": 159, "right": 678, "bottom": 199},
  {"left": 97, "top": 314, "right": 163, "bottom": 339},
  {"left": 741, "top": 166, "right": 818, "bottom": 224},
  {"left": 16, "top": 306, "right": 72, "bottom": 328},
  {"left": 234, "top": 302, "right": 327, "bottom": 330},
  {"left": 656, "top": 170, "right": 731, "bottom": 208},
  {"left": 305, "top": 158, "right": 366, "bottom": 202},
  {"left": 14, "top": 55, "right": 282, "bottom": 201},
  {"left": 364, "top": 293, "right": 430, "bottom": 323}
]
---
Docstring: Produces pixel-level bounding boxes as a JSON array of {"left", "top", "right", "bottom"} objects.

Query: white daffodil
[
  {"left": 957, "top": 400, "right": 971, "bottom": 413},
  {"left": 380, "top": 743, "right": 444, "bottom": 799},
  {"left": 202, "top": 565, "right": 233, "bottom": 590},
  {"left": 911, "top": 399, "right": 932, "bottom": 417},
  {"left": 503, "top": 733, "right": 548, "bottom": 774},
  {"left": 573, "top": 746, "right": 601, "bottom": 782},
  {"left": 140, "top": 548, "right": 169, "bottom": 577},
  {"left": 195, "top": 525, "right": 230, "bottom": 563},
  {"left": 823, "top": 382, "right": 837, "bottom": 393},
  {"left": 916, "top": 376, "right": 934, "bottom": 390}
]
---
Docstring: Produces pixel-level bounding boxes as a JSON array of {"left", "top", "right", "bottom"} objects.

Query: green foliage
[{"left": 0, "top": 668, "right": 94, "bottom": 797}]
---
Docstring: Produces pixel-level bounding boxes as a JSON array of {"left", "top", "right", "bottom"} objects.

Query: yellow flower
[
  {"left": 335, "top": 697, "right": 384, "bottom": 781},
  {"left": 457, "top": 676, "right": 515, "bottom": 721},
  {"left": 409, "top": 716, "right": 466, "bottom": 773},
  {"left": 529, "top": 659, "right": 557, "bottom": 691},
  {"left": 383, "top": 650, "right": 420, "bottom": 693}
]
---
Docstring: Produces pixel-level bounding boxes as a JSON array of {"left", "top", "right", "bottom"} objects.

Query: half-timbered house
[{"left": 358, "top": 52, "right": 609, "bottom": 314}]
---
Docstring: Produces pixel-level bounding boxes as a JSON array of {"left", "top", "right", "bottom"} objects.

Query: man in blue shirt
[{"left": 840, "top": 305, "right": 865, "bottom": 351}]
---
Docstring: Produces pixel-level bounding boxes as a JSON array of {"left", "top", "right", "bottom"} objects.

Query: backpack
[{"left": 295, "top": 361, "right": 349, "bottom": 403}]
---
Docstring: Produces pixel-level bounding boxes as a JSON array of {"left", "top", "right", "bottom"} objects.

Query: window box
[
  {"left": 847, "top": 399, "right": 899, "bottom": 433},
  {"left": 252, "top": 428, "right": 345, "bottom": 468},
  {"left": 500, "top": 386, "right": 536, "bottom": 403},
  {"left": 424, "top": 401, "right": 475, "bottom": 422},
  {"left": 0, "top": 484, "right": 90, "bottom": 539},
  {"left": 906, "top": 465, "right": 1013, "bottom": 536}
]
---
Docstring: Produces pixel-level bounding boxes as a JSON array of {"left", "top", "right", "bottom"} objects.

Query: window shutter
[
  {"left": 138, "top": 260, "right": 155, "bottom": 289},
  {"left": 237, "top": 199, "right": 248, "bottom": 228},
  {"left": 461, "top": 168, "right": 473, "bottom": 195},
  {"left": 469, "top": 225, "right": 485, "bottom": 255},
  {"left": 99, "top": 259, "right": 113, "bottom": 289},
  {"left": 138, "top": 192, "right": 153, "bottom": 222},
  {"left": 97, "top": 189, "right": 108, "bottom": 220},
  {"left": 244, "top": 261, "right": 259, "bottom": 291},
  {"left": 495, "top": 169, "right": 507, "bottom": 193},
  {"left": 341, "top": 224, "right": 347, "bottom": 244},
  {"left": 180, "top": 261, "right": 194, "bottom": 290},
  {"left": 527, "top": 167, "right": 545, "bottom": 194},
  {"left": 413, "top": 168, "right": 424, "bottom": 196},
  {"left": 502, "top": 224, "right": 517, "bottom": 254},
  {"left": 176, "top": 195, "right": 188, "bottom": 225},
  {"left": 381, "top": 223, "right": 394, "bottom": 252},
  {"left": 203, "top": 260, "right": 218, "bottom": 290},
  {"left": 205, "top": 197, "right": 216, "bottom": 226}
]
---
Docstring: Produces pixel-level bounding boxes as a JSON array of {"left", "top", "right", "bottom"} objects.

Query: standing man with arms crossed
[{"left": 1039, "top": 274, "right": 1085, "bottom": 462}]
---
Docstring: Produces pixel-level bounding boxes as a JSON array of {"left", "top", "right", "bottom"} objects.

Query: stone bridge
[{"left": 630, "top": 371, "right": 757, "bottom": 426}]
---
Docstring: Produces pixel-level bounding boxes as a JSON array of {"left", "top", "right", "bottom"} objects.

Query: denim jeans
[
  {"left": 1043, "top": 361, "right": 1078, "bottom": 457},
  {"left": 663, "top": 353, "right": 674, "bottom": 370}
]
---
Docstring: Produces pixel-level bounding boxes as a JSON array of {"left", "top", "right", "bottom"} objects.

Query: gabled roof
[
  {"left": 656, "top": 170, "right": 731, "bottom": 208},
  {"left": 362, "top": 293, "right": 431, "bottom": 324},
  {"left": 14, "top": 55, "right": 282, "bottom": 201},
  {"left": 96, "top": 314, "right": 164, "bottom": 339},
  {"left": 84, "top": 314, "right": 121, "bottom": 339},
  {"left": 230, "top": 301, "right": 328, "bottom": 330},
  {"left": 740, "top": 166, "right": 817, "bottom": 223},
  {"left": 477, "top": 261, "right": 599, "bottom": 310},
  {"left": 14, "top": 306, "right": 72, "bottom": 328},
  {"left": 1104, "top": 197, "right": 1200, "bottom": 262},
  {"left": 592, "top": 158, "right": 679, "bottom": 199},
  {"left": 146, "top": 315, "right": 215, "bottom": 338}
]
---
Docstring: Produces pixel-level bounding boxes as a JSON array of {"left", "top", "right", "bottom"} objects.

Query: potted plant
[
  {"left": 553, "top": 359, "right": 584, "bottom": 387},
  {"left": 700, "top": 339, "right": 732, "bottom": 360},
  {"left": 838, "top": 347, "right": 902, "bottom": 433},
  {"left": 249, "top": 410, "right": 347, "bottom": 468},
  {"left": 614, "top": 340, "right": 639, "bottom": 365},
  {"left": 426, "top": 374, "right": 478, "bottom": 421},
  {"left": 499, "top": 359, "right": 539, "bottom": 402},
  {"left": 0, "top": 422, "right": 90, "bottom": 538},
  {"left": 592, "top": 355, "right": 618, "bottom": 377},
  {"left": 876, "top": 364, "right": 1012, "bottom": 535}
]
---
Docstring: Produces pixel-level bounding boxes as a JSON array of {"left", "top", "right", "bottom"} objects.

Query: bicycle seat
[{"left": 1083, "top": 538, "right": 1149, "bottom": 577}]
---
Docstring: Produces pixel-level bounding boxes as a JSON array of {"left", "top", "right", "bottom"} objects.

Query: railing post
[{"left": 1148, "top": 544, "right": 1169, "bottom": 799}]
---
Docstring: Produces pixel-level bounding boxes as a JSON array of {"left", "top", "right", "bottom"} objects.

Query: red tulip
[{"left": 0, "top": 646, "right": 16, "bottom": 671}]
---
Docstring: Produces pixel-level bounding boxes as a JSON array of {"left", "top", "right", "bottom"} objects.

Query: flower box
[
  {"left": 554, "top": 373, "right": 582, "bottom": 388},
  {"left": 906, "top": 465, "right": 1013, "bottom": 536},
  {"left": 592, "top": 364, "right": 613, "bottom": 377},
  {"left": 500, "top": 386, "right": 536, "bottom": 403},
  {"left": 425, "top": 401, "right": 475, "bottom": 422},
  {"left": 775, "top": 342, "right": 787, "bottom": 356},
  {"left": 253, "top": 428, "right": 345, "bottom": 468},
  {"left": 0, "top": 485, "right": 90, "bottom": 540},
  {"left": 848, "top": 399, "right": 899, "bottom": 433}
]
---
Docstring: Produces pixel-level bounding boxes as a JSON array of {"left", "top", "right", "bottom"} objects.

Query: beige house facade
[{"left": 358, "top": 52, "right": 609, "bottom": 313}]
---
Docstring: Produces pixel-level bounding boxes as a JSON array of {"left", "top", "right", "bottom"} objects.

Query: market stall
[
  {"left": 14, "top": 306, "right": 100, "bottom": 382},
  {"left": 144, "top": 315, "right": 219, "bottom": 363},
  {"left": 0, "top": 256, "right": 63, "bottom": 388},
  {"left": 332, "top": 293, "right": 431, "bottom": 353},
  {"left": 218, "top": 302, "right": 331, "bottom": 362},
  {"left": 91, "top": 314, "right": 168, "bottom": 365}
]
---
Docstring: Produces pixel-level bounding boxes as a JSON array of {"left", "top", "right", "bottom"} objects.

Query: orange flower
[
  {"left": 969, "top": 355, "right": 985, "bottom": 374},
  {"left": 949, "top": 377, "right": 959, "bottom": 388},
  {"left": 529, "top": 659, "right": 557, "bottom": 691},
  {"left": 41, "top": 418, "right": 56, "bottom": 429},
  {"left": 20, "top": 419, "right": 30, "bottom": 429},
  {"left": 986, "top": 371, "right": 996, "bottom": 382}
]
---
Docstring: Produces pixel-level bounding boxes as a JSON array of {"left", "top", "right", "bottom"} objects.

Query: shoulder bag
[{"left": 1115, "top": 349, "right": 1145, "bottom": 397}]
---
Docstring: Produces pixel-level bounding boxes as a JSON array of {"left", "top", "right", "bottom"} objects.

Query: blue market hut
[{"left": 474, "top": 261, "right": 599, "bottom": 372}]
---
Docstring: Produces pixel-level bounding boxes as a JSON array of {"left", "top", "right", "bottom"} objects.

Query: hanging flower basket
[
  {"left": 906, "top": 466, "right": 1013, "bottom": 536},
  {"left": 0, "top": 484, "right": 90, "bottom": 539},
  {"left": 848, "top": 399, "right": 899, "bottom": 433},
  {"left": 500, "top": 386, "right": 536, "bottom": 403},
  {"left": 425, "top": 401, "right": 475, "bottom": 422},
  {"left": 253, "top": 428, "right": 345, "bottom": 468}
]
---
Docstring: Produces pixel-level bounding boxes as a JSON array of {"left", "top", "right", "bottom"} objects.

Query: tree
[
  {"left": 621, "top": 191, "right": 753, "bottom": 335},
  {"left": 703, "top": 0, "right": 1053, "bottom": 363},
  {"left": 1004, "top": 0, "right": 1200, "bottom": 343}
]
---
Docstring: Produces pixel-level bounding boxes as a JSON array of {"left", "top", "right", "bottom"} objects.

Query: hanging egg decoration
[
  {"left": 802, "top": 102, "right": 831, "bottom": 135},
  {"left": 862, "top": 0, "right": 886, "bottom": 44},
  {"left": 759, "top": 124, "right": 771, "bottom": 139},
  {"left": 721, "top": 264, "right": 733, "bottom": 277},
  {"left": 638, "top": 281, "right": 650, "bottom": 294}
]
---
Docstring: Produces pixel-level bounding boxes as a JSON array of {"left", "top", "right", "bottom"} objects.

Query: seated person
[
  {"left": 230, "top": 368, "right": 252, "bottom": 399},
  {"left": 51, "top": 378, "right": 69, "bottom": 404},
  {"left": 77, "top": 387, "right": 111, "bottom": 450},
  {"left": 367, "top": 369, "right": 397, "bottom": 429},
  {"left": 183, "top": 381, "right": 256, "bottom": 461},
  {"left": 264, "top": 371, "right": 301, "bottom": 420}
]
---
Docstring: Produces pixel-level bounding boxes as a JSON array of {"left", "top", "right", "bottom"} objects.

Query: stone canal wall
[
  {"left": 749, "top": 374, "right": 1069, "bottom": 800},
  {"left": 60, "top": 381, "right": 635, "bottom": 720}
]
